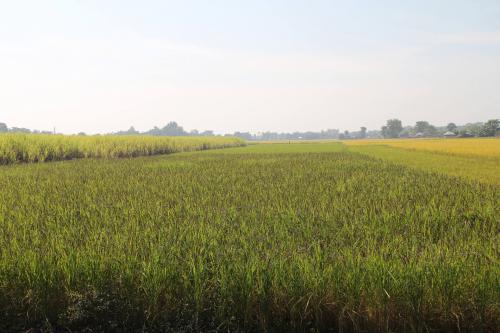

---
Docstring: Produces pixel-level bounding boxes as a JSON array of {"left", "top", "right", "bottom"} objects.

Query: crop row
[
  {"left": 344, "top": 137, "right": 500, "bottom": 158},
  {"left": 0, "top": 146, "right": 497, "bottom": 332},
  {"left": 0, "top": 133, "right": 245, "bottom": 164}
]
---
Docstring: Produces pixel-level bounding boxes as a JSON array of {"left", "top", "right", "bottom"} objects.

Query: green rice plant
[
  {"left": 0, "top": 142, "right": 498, "bottom": 332},
  {"left": 0, "top": 133, "right": 245, "bottom": 164},
  {"left": 347, "top": 144, "right": 500, "bottom": 186}
]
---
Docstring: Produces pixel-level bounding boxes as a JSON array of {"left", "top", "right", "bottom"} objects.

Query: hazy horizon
[{"left": 1, "top": 1, "right": 499, "bottom": 134}]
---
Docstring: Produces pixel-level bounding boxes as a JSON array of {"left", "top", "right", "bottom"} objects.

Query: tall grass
[
  {"left": 0, "top": 143, "right": 498, "bottom": 332},
  {"left": 0, "top": 133, "right": 245, "bottom": 164}
]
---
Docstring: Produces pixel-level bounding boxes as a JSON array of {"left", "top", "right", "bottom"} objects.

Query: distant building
[
  {"left": 443, "top": 131, "right": 456, "bottom": 137},
  {"left": 459, "top": 131, "right": 474, "bottom": 138},
  {"left": 414, "top": 132, "right": 424, "bottom": 138}
]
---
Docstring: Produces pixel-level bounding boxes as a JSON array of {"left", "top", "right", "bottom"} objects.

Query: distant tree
[
  {"left": 261, "top": 132, "right": 280, "bottom": 141},
  {"left": 200, "top": 130, "right": 214, "bottom": 136},
  {"left": 77, "top": 132, "right": 87, "bottom": 136},
  {"left": 426, "top": 125, "right": 438, "bottom": 136},
  {"left": 480, "top": 119, "right": 500, "bottom": 137},
  {"left": 190, "top": 129, "right": 199, "bottom": 136},
  {"left": 415, "top": 121, "right": 430, "bottom": 134},
  {"left": 343, "top": 130, "right": 350, "bottom": 139},
  {"left": 0, "top": 122, "right": 8, "bottom": 133},
  {"left": 126, "top": 126, "right": 139, "bottom": 135},
  {"left": 10, "top": 127, "right": 31, "bottom": 133},
  {"left": 147, "top": 126, "right": 162, "bottom": 136},
  {"left": 457, "top": 129, "right": 474, "bottom": 138},
  {"left": 399, "top": 127, "right": 411, "bottom": 138},
  {"left": 359, "top": 127, "right": 367, "bottom": 139},
  {"left": 366, "top": 129, "right": 382, "bottom": 138},
  {"left": 381, "top": 126, "right": 388, "bottom": 138},
  {"left": 460, "top": 123, "right": 483, "bottom": 137},
  {"left": 160, "top": 121, "right": 185, "bottom": 136},
  {"left": 382, "top": 119, "right": 403, "bottom": 138},
  {"left": 447, "top": 122, "right": 457, "bottom": 132},
  {"left": 233, "top": 131, "right": 253, "bottom": 140},
  {"left": 321, "top": 129, "right": 339, "bottom": 139},
  {"left": 114, "top": 126, "right": 139, "bottom": 136}
]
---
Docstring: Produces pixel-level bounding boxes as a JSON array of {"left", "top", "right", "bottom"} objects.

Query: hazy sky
[{"left": 1, "top": 1, "right": 499, "bottom": 134}]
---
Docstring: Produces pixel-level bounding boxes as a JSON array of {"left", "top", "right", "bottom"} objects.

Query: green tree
[
  {"left": 359, "top": 127, "right": 367, "bottom": 139},
  {"left": 426, "top": 125, "right": 438, "bottom": 136},
  {"left": 415, "top": 121, "right": 430, "bottom": 133},
  {"left": 480, "top": 119, "right": 499, "bottom": 137},
  {"left": 126, "top": 126, "right": 139, "bottom": 135},
  {"left": 10, "top": 127, "right": 31, "bottom": 133},
  {"left": 414, "top": 121, "right": 438, "bottom": 136},
  {"left": 161, "top": 122, "right": 185, "bottom": 136},
  {"left": 382, "top": 119, "right": 403, "bottom": 138},
  {"left": 447, "top": 123, "right": 457, "bottom": 132},
  {"left": 0, "top": 122, "right": 7, "bottom": 133},
  {"left": 200, "top": 130, "right": 214, "bottom": 136},
  {"left": 462, "top": 123, "right": 483, "bottom": 137}
]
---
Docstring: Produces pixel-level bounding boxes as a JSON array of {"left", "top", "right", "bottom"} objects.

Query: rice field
[
  {"left": 347, "top": 145, "right": 500, "bottom": 186},
  {"left": 0, "top": 133, "right": 245, "bottom": 164},
  {"left": 0, "top": 140, "right": 498, "bottom": 332},
  {"left": 344, "top": 137, "right": 500, "bottom": 159},
  {"left": 344, "top": 138, "right": 500, "bottom": 185}
]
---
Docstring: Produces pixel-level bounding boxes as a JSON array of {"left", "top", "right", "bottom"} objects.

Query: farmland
[
  {"left": 0, "top": 138, "right": 498, "bottom": 332},
  {"left": 344, "top": 139, "right": 500, "bottom": 186},
  {"left": 344, "top": 138, "right": 500, "bottom": 158},
  {"left": 0, "top": 134, "right": 245, "bottom": 164}
]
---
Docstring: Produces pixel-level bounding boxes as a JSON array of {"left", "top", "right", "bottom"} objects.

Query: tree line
[
  {"left": 1, "top": 119, "right": 498, "bottom": 140},
  {"left": 114, "top": 123, "right": 342, "bottom": 140},
  {"left": 114, "top": 122, "right": 215, "bottom": 137},
  {"left": 0, "top": 123, "right": 53, "bottom": 135},
  {"left": 378, "top": 118, "right": 499, "bottom": 139}
]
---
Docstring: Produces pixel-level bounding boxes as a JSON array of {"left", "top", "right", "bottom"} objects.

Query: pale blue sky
[{"left": 1, "top": 1, "right": 499, "bottom": 134}]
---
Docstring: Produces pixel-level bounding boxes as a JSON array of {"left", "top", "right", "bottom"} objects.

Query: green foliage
[
  {"left": 415, "top": 121, "right": 430, "bottom": 134},
  {"left": 480, "top": 119, "right": 500, "bottom": 137},
  {"left": 446, "top": 122, "right": 457, "bottom": 132},
  {"left": 414, "top": 121, "right": 437, "bottom": 136},
  {"left": 359, "top": 126, "right": 367, "bottom": 138},
  {"left": 0, "top": 133, "right": 245, "bottom": 165},
  {"left": 0, "top": 143, "right": 498, "bottom": 332},
  {"left": 381, "top": 119, "right": 403, "bottom": 138}
]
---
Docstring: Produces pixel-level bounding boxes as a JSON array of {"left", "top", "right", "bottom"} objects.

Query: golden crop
[
  {"left": 0, "top": 133, "right": 245, "bottom": 164},
  {"left": 344, "top": 137, "right": 500, "bottom": 158}
]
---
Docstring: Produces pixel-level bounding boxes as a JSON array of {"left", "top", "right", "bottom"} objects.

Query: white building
[{"left": 443, "top": 131, "right": 456, "bottom": 137}]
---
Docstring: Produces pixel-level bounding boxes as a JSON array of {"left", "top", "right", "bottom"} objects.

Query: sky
[{"left": 1, "top": 0, "right": 499, "bottom": 134}]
